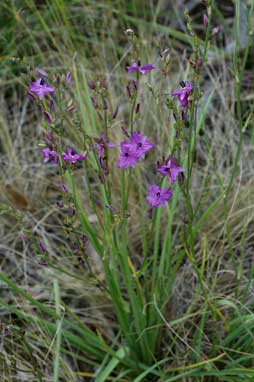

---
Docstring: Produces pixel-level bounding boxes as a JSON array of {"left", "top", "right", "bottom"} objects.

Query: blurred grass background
[{"left": 1, "top": 0, "right": 254, "bottom": 381}]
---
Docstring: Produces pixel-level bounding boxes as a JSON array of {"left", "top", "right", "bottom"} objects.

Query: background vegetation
[{"left": 1, "top": 0, "right": 254, "bottom": 381}]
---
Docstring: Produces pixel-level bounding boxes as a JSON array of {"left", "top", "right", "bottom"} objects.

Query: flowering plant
[{"left": 19, "top": 12, "right": 229, "bottom": 378}]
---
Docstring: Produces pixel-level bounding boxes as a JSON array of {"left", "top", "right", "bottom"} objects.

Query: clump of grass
[{"left": 1, "top": 1, "right": 254, "bottom": 381}]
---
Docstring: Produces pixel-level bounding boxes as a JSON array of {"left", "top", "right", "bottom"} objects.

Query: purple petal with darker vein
[
  {"left": 139, "top": 64, "right": 155, "bottom": 74},
  {"left": 126, "top": 63, "right": 139, "bottom": 73}
]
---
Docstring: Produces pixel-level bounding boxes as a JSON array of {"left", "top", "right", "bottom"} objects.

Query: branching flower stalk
[{"left": 26, "top": 11, "right": 221, "bottom": 370}]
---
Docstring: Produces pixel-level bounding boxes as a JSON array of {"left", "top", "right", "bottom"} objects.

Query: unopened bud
[
  {"left": 44, "top": 111, "right": 53, "bottom": 124},
  {"left": 67, "top": 105, "right": 75, "bottom": 112},
  {"left": 66, "top": 71, "right": 72, "bottom": 85},
  {"left": 126, "top": 85, "right": 131, "bottom": 98},
  {"left": 196, "top": 56, "right": 203, "bottom": 68},
  {"left": 132, "top": 80, "right": 138, "bottom": 91},
  {"left": 203, "top": 14, "right": 209, "bottom": 28},
  {"left": 101, "top": 79, "right": 108, "bottom": 89},
  {"left": 27, "top": 92, "right": 36, "bottom": 102},
  {"left": 91, "top": 96, "right": 98, "bottom": 109},
  {"left": 112, "top": 105, "right": 119, "bottom": 119},
  {"left": 38, "top": 241, "right": 47, "bottom": 253},
  {"left": 103, "top": 100, "right": 108, "bottom": 110},
  {"left": 121, "top": 126, "right": 130, "bottom": 137},
  {"left": 161, "top": 48, "right": 171, "bottom": 65},
  {"left": 49, "top": 99, "right": 55, "bottom": 112},
  {"left": 80, "top": 234, "right": 88, "bottom": 244},
  {"left": 88, "top": 80, "right": 96, "bottom": 90}
]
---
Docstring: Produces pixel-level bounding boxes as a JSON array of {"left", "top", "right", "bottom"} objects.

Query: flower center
[
  {"left": 156, "top": 192, "right": 161, "bottom": 197},
  {"left": 40, "top": 78, "right": 46, "bottom": 86},
  {"left": 124, "top": 153, "right": 129, "bottom": 157},
  {"left": 137, "top": 143, "right": 142, "bottom": 147}
]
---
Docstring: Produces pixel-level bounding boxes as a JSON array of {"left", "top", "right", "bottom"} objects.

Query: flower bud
[
  {"left": 126, "top": 85, "right": 131, "bottom": 98},
  {"left": 101, "top": 79, "right": 108, "bottom": 89},
  {"left": 44, "top": 111, "right": 53, "bottom": 124},
  {"left": 132, "top": 80, "right": 138, "bottom": 91},
  {"left": 27, "top": 92, "right": 36, "bottom": 102},
  {"left": 57, "top": 201, "right": 64, "bottom": 209},
  {"left": 66, "top": 71, "right": 72, "bottom": 85},
  {"left": 88, "top": 80, "right": 96, "bottom": 90},
  {"left": 91, "top": 96, "right": 98, "bottom": 109},
  {"left": 112, "top": 105, "right": 119, "bottom": 119},
  {"left": 49, "top": 99, "right": 55, "bottom": 112},
  {"left": 80, "top": 234, "right": 88, "bottom": 244},
  {"left": 60, "top": 183, "right": 68, "bottom": 193},
  {"left": 203, "top": 14, "right": 209, "bottom": 28},
  {"left": 196, "top": 56, "right": 203, "bottom": 68},
  {"left": 38, "top": 241, "right": 47, "bottom": 253},
  {"left": 45, "top": 132, "right": 53, "bottom": 145}
]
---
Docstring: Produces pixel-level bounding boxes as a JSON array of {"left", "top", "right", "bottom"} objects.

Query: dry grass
[{"left": 1, "top": 0, "right": 254, "bottom": 381}]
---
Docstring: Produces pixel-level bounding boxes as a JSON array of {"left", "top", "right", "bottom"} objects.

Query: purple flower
[
  {"left": 94, "top": 133, "right": 115, "bottom": 159},
  {"left": 128, "top": 132, "right": 154, "bottom": 159},
  {"left": 117, "top": 132, "right": 154, "bottom": 168},
  {"left": 62, "top": 148, "right": 87, "bottom": 164},
  {"left": 139, "top": 64, "right": 156, "bottom": 74},
  {"left": 157, "top": 157, "right": 184, "bottom": 184},
  {"left": 29, "top": 78, "right": 55, "bottom": 100},
  {"left": 41, "top": 148, "right": 58, "bottom": 164},
  {"left": 117, "top": 142, "right": 138, "bottom": 168},
  {"left": 126, "top": 63, "right": 155, "bottom": 74},
  {"left": 95, "top": 133, "right": 115, "bottom": 158},
  {"left": 126, "top": 63, "right": 139, "bottom": 73},
  {"left": 147, "top": 184, "right": 172, "bottom": 207},
  {"left": 172, "top": 81, "right": 193, "bottom": 108}
]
